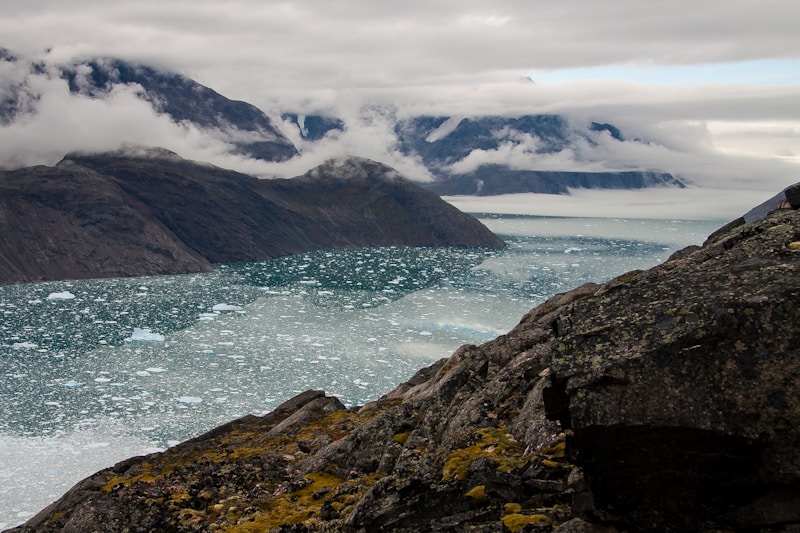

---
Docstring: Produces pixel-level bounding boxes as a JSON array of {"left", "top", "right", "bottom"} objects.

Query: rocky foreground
[{"left": 8, "top": 189, "right": 800, "bottom": 532}]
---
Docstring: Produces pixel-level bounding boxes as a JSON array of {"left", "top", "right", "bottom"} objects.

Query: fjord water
[{"left": 0, "top": 215, "right": 720, "bottom": 527}]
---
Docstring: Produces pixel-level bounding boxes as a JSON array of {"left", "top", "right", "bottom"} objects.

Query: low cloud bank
[
  {"left": 1, "top": 53, "right": 797, "bottom": 203},
  {"left": 444, "top": 186, "right": 787, "bottom": 221}
]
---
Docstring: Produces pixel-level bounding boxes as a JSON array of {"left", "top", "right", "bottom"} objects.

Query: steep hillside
[
  {"left": 0, "top": 150, "right": 503, "bottom": 284},
  {"left": 60, "top": 58, "right": 298, "bottom": 162},
  {"left": 10, "top": 187, "right": 800, "bottom": 532}
]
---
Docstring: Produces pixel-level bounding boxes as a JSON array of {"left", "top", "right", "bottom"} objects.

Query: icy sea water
[{"left": 0, "top": 215, "right": 721, "bottom": 527}]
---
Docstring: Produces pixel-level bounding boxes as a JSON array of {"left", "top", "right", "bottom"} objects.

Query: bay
[{"left": 0, "top": 215, "right": 721, "bottom": 528}]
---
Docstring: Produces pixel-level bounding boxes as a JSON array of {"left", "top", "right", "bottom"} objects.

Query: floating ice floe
[
  {"left": 212, "top": 304, "right": 244, "bottom": 313},
  {"left": 124, "top": 327, "right": 165, "bottom": 344},
  {"left": 11, "top": 341, "right": 38, "bottom": 350},
  {"left": 62, "top": 380, "right": 82, "bottom": 388},
  {"left": 46, "top": 291, "right": 76, "bottom": 300},
  {"left": 175, "top": 396, "right": 202, "bottom": 404}
]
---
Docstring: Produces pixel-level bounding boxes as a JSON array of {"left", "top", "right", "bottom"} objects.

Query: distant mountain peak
[
  {"left": 61, "top": 144, "right": 183, "bottom": 164},
  {"left": 300, "top": 157, "right": 404, "bottom": 183},
  {"left": 58, "top": 55, "right": 299, "bottom": 162}
]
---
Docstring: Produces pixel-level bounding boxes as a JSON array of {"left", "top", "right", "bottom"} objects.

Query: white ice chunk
[
  {"left": 175, "top": 396, "right": 202, "bottom": 404},
  {"left": 11, "top": 341, "right": 38, "bottom": 350},
  {"left": 47, "top": 291, "right": 76, "bottom": 300},
  {"left": 125, "top": 328, "right": 165, "bottom": 343},
  {"left": 212, "top": 304, "right": 244, "bottom": 313}
]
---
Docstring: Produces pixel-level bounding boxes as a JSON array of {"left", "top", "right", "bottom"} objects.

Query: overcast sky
[{"left": 1, "top": 0, "right": 799, "bottom": 218}]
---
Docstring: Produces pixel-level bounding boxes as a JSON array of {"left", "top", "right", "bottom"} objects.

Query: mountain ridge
[
  {"left": 0, "top": 151, "right": 503, "bottom": 285},
  {"left": 2, "top": 49, "right": 686, "bottom": 196}
]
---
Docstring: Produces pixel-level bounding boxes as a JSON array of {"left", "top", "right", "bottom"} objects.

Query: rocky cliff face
[
  {"left": 9, "top": 187, "right": 800, "bottom": 532},
  {"left": 0, "top": 151, "right": 503, "bottom": 284}
]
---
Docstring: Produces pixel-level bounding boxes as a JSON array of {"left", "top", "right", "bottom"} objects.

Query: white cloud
[
  {"left": 0, "top": 0, "right": 797, "bottom": 198},
  {"left": 444, "top": 186, "right": 777, "bottom": 221}
]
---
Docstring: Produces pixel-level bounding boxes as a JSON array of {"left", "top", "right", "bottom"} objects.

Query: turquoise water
[{"left": 0, "top": 215, "right": 721, "bottom": 527}]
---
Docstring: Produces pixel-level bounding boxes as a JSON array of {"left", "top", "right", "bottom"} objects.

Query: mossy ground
[
  {"left": 442, "top": 425, "right": 528, "bottom": 481},
  {"left": 83, "top": 399, "right": 411, "bottom": 532}
]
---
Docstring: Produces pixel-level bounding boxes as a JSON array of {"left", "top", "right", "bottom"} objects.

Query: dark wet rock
[
  {"left": 7, "top": 199, "right": 800, "bottom": 532},
  {"left": 0, "top": 151, "right": 503, "bottom": 284}
]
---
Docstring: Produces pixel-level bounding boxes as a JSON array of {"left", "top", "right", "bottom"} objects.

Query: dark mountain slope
[
  {"left": 61, "top": 58, "right": 299, "bottom": 162},
  {"left": 266, "top": 158, "right": 503, "bottom": 248},
  {"left": 395, "top": 114, "right": 574, "bottom": 168},
  {"left": 0, "top": 150, "right": 503, "bottom": 285},
  {"left": 425, "top": 165, "right": 685, "bottom": 195},
  {"left": 10, "top": 188, "right": 800, "bottom": 532},
  {"left": 0, "top": 160, "right": 212, "bottom": 283},
  {"left": 392, "top": 114, "right": 684, "bottom": 194}
]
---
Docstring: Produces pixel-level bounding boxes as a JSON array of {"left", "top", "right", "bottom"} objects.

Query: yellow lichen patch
[
  {"left": 171, "top": 491, "right": 192, "bottom": 502},
  {"left": 504, "top": 502, "right": 522, "bottom": 514},
  {"left": 102, "top": 461, "right": 160, "bottom": 492},
  {"left": 541, "top": 459, "right": 562, "bottom": 469},
  {"left": 502, "top": 513, "right": 551, "bottom": 531},
  {"left": 539, "top": 440, "right": 566, "bottom": 458},
  {"left": 43, "top": 511, "right": 65, "bottom": 526},
  {"left": 465, "top": 485, "right": 487, "bottom": 502},
  {"left": 442, "top": 426, "right": 527, "bottom": 481},
  {"left": 178, "top": 509, "right": 208, "bottom": 529},
  {"left": 295, "top": 409, "right": 360, "bottom": 443},
  {"left": 222, "top": 471, "right": 388, "bottom": 532},
  {"left": 223, "top": 472, "right": 344, "bottom": 532},
  {"left": 393, "top": 432, "right": 410, "bottom": 444}
]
